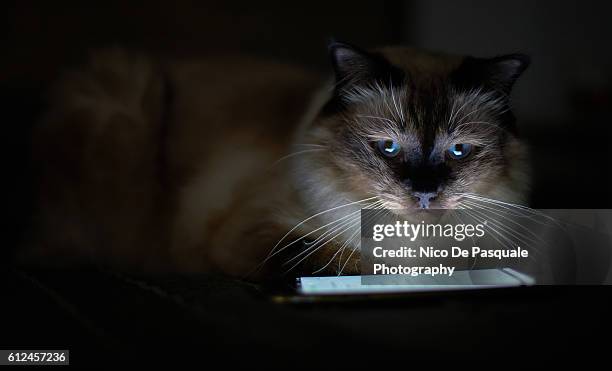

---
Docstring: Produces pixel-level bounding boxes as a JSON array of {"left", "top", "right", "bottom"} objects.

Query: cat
[{"left": 24, "top": 42, "right": 530, "bottom": 280}]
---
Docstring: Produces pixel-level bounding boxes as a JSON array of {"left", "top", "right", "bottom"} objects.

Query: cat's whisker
[
  {"left": 447, "top": 88, "right": 482, "bottom": 128},
  {"left": 265, "top": 209, "right": 363, "bottom": 263},
  {"left": 454, "top": 106, "right": 485, "bottom": 127},
  {"left": 284, "top": 219, "right": 360, "bottom": 273},
  {"left": 262, "top": 196, "right": 380, "bottom": 263},
  {"left": 456, "top": 91, "right": 503, "bottom": 126},
  {"left": 336, "top": 204, "right": 391, "bottom": 276},
  {"left": 326, "top": 230, "right": 360, "bottom": 274},
  {"left": 271, "top": 149, "right": 324, "bottom": 167},
  {"left": 462, "top": 200, "right": 540, "bottom": 239},
  {"left": 461, "top": 208, "right": 517, "bottom": 260},
  {"left": 370, "top": 81, "right": 398, "bottom": 121},
  {"left": 454, "top": 121, "right": 501, "bottom": 132},
  {"left": 331, "top": 205, "right": 390, "bottom": 275},
  {"left": 285, "top": 200, "right": 386, "bottom": 267},
  {"left": 311, "top": 230, "right": 356, "bottom": 274},
  {"left": 461, "top": 208, "right": 537, "bottom": 263},
  {"left": 291, "top": 143, "right": 327, "bottom": 148},
  {"left": 461, "top": 202, "right": 543, "bottom": 258},
  {"left": 461, "top": 199, "right": 547, "bottom": 246},
  {"left": 283, "top": 218, "right": 363, "bottom": 274},
  {"left": 453, "top": 90, "right": 507, "bottom": 126},
  {"left": 283, "top": 213, "right": 363, "bottom": 266},
  {"left": 451, "top": 206, "right": 481, "bottom": 269},
  {"left": 311, "top": 203, "right": 389, "bottom": 274},
  {"left": 337, "top": 241, "right": 359, "bottom": 277},
  {"left": 478, "top": 218, "right": 540, "bottom": 263},
  {"left": 456, "top": 192, "right": 562, "bottom": 228},
  {"left": 396, "top": 87, "right": 406, "bottom": 125},
  {"left": 457, "top": 192, "right": 534, "bottom": 213},
  {"left": 446, "top": 99, "right": 458, "bottom": 128},
  {"left": 457, "top": 193, "right": 532, "bottom": 214},
  {"left": 451, "top": 207, "right": 478, "bottom": 244},
  {"left": 388, "top": 79, "right": 405, "bottom": 125},
  {"left": 459, "top": 193, "right": 562, "bottom": 232},
  {"left": 356, "top": 114, "right": 398, "bottom": 126}
]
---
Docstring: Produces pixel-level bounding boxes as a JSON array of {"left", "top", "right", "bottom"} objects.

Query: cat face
[{"left": 300, "top": 43, "right": 530, "bottom": 213}]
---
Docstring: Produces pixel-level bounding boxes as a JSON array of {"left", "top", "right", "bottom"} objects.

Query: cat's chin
[
  {"left": 378, "top": 207, "right": 453, "bottom": 226},
  {"left": 380, "top": 200, "right": 461, "bottom": 214}
]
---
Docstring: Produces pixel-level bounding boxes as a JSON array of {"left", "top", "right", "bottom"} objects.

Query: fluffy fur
[{"left": 24, "top": 43, "right": 530, "bottom": 279}]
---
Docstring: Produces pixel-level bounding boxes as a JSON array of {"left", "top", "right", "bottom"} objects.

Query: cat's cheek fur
[{"left": 467, "top": 135, "right": 531, "bottom": 205}]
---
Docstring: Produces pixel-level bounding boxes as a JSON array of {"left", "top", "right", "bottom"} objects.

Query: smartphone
[{"left": 271, "top": 268, "right": 534, "bottom": 303}]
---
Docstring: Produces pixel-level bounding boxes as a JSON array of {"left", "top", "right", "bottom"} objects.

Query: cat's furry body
[{"left": 25, "top": 45, "right": 530, "bottom": 279}]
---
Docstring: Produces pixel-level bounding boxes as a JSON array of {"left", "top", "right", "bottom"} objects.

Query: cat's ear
[
  {"left": 454, "top": 54, "right": 530, "bottom": 94},
  {"left": 328, "top": 41, "right": 403, "bottom": 92},
  {"left": 481, "top": 54, "right": 530, "bottom": 92}
]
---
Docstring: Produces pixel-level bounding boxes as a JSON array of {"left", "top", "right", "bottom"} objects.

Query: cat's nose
[{"left": 412, "top": 192, "right": 437, "bottom": 209}]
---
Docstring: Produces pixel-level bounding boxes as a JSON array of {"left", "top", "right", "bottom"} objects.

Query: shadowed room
[{"left": 3, "top": 0, "right": 612, "bottom": 367}]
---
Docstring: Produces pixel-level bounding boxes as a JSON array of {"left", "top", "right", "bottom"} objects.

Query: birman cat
[{"left": 25, "top": 42, "right": 530, "bottom": 280}]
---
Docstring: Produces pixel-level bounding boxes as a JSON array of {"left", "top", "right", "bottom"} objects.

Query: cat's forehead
[
  {"left": 348, "top": 85, "right": 504, "bottom": 149},
  {"left": 326, "top": 43, "right": 527, "bottom": 146}
]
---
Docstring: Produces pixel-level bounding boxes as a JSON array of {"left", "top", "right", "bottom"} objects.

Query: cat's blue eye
[
  {"left": 377, "top": 139, "right": 401, "bottom": 158},
  {"left": 447, "top": 143, "right": 473, "bottom": 160}
]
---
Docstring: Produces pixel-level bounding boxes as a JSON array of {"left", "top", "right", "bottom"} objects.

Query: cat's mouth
[{"left": 381, "top": 194, "right": 462, "bottom": 211}]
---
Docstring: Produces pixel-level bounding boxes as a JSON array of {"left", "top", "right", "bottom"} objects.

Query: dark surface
[{"left": 2, "top": 266, "right": 611, "bottom": 367}]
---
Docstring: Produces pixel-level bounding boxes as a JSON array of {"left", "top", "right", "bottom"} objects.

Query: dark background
[
  {"left": 3, "top": 1, "right": 612, "bottom": 366},
  {"left": 5, "top": 1, "right": 612, "bottom": 226}
]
